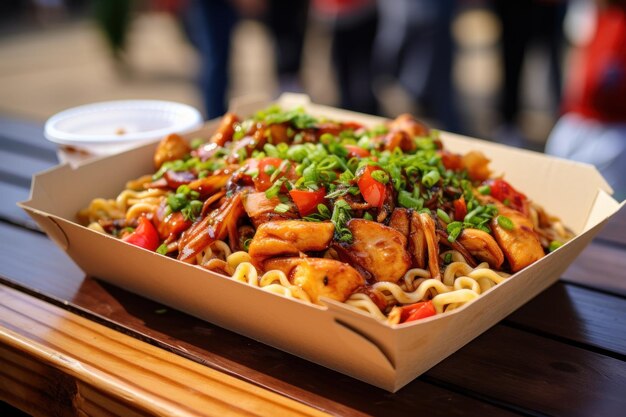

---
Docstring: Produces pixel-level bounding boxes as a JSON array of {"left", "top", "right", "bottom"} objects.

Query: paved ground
[{"left": 0, "top": 7, "right": 558, "bottom": 147}]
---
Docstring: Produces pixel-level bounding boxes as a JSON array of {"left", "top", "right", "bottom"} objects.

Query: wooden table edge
[{"left": 0, "top": 284, "right": 330, "bottom": 417}]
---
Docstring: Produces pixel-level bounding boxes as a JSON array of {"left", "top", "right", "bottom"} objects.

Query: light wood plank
[{"left": 0, "top": 284, "right": 329, "bottom": 417}]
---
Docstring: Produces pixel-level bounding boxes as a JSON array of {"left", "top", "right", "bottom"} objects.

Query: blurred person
[
  {"left": 182, "top": 0, "right": 310, "bottom": 119},
  {"left": 311, "top": 0, "right": 379, "bottom": 114},
  {"left": 93, "top": 0, "right": 133, "bottom": 73},
  {"left": 181, "top": 0, "right": 239, "bottom": 119},
  {"left": 545, "top": 0, "right": 626, "bottom": 201},
  {"left": 492, "top": 0, "right": 566, "bottom": 147},
  {"left": 264, "top": 0, "right": 310, "bottom": 94},
  {"left": 372, "top": 0, "right": 461, "bottom": 132}
]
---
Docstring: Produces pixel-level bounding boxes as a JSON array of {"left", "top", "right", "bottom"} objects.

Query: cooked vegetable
[{"left": 122, "top": 216, "right": 159, "bottom": 251}]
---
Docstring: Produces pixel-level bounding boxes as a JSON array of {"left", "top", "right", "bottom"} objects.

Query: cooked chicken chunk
[
  {"left": 210, "top": 112, "right": 238, "bottom": 146},
  {"left": 389, "top": 208, "right": 410, "bottom": 237},
  {"left": 491, "top": 204, "right": 544, "bottom": 272},
  {"left": 248, "top": 220, "right": 334, "bottom": 261},
  {"left": 457, "top": 228, "right": 504, "bottom": 269},
  {"left": 243, "top": 192, "right": 297, "bottom": 228},
  {"left": 154, "top": 133, "right": 191, "bottom": 169},
  {"left": 413, "top": 212, "right": 440, "bottom": 279},
  {"left": 462, "top": 151, "right": 491, "bottom": 182},
  {"left": 264, "top": 257, "right": 364, "bottom": 303},
  {"left": 388, "top": 114, "right": 429, "bottom": 137},
  {"left": 388, "top": 209, "right": 430, "bottom": 269},
  {"left": 339, "top": 219, "right": 411, "bottom": 283}
]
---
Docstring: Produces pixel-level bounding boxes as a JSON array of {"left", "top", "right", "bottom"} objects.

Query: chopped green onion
[
  {"left": 320, "top": 133, "right": 335, "bottom": 143},
  {"left": 270, "top": 160, "right": 291, "bottom": 182},
  {"left": 371, "top": 170, "right": 390, "bottom": 184},
  {"left": 245, "top": 169, "right": 259, "bottom": 179},
  {"left": 264, "top": 178, "right": 284, "bottom": 199},
  {"left": 422, "top": 170, "right": 440, "bottom": 187},
  {"left": 331, "top": 200, "right": 353, "bottom": 243},
  {"left": 318, "top": 204, "right": 331, "bottom": 218},
  {"left": 176, "top": 184, "right": 191, "bottom": 195},
  {"left": 167, "top": 193, "right": 187, "bottom": 212},
  {"left": 156, "top": 243, "right": 169, "bottom": 255},
  {"left": 264, "top": 164, "right": 276, "bottom": 175},
  {"left": 325, "top": 187, "right": 351, "bottom": 199},
  {"left": 447, "top": 221, "right": 463, "bottom": 242},
  {"left": 263, "top": 143, "right": 279, "bottom": 158},
  {"left": 190, "top": 138, "right": 204, "bottom": 150},
  {"left": 478, "top": 185, "right": 491, "bottom": 195},
  {"left": 437, "top": 208, "right": 452, "bottom": 224},
  {"left": 189, "top": 199, "right": 203, "bottom": 213},
  {"left": 548, "top": 241, "right": 563, "bottom": 252},
  {"left": 398, "top": 190, "right": 423, "bottom": 209},
  {"left": 497, "top": 215, "right": 515, "bottom": 230},
  {"left": 274, "top": 203, "right": 290, "bottom": 213}
]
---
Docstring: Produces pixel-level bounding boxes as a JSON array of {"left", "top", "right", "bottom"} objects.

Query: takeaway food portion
[{"left": 78, "top": 106, "right": 574, "bottom": 325}]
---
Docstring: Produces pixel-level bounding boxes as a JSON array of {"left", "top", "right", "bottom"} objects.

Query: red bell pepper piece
[
  {"left": 453, "top": 196, "right": 468, "bottom": 221},
  {"left": 357, "top": 165, "right": 387, "bottom": 208},
  {"left": 254, "top": 157, "right": 297, "bottom": 192},
  {"left": 399, "top": 300, "right": 436, "bottom": 323},
  {"left": 345, "top": 144, "right": 371, "bottom": 159},
  {"left": 289, "top": 188, "right": 326, "bottom": 217},
  {"left": 486, "top": 179, "right": 528, "bottom": 214},
  {"left": 122, "top": 216, "right": 160, "bottom": 251}
]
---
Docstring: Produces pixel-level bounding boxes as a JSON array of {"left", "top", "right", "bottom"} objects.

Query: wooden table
[{"left": 1, "top": 115, "right": 625, "bottom": 417}]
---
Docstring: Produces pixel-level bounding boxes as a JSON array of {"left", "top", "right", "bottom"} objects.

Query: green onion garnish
[
  {"left": 497, "top": 215, "right": 515, "bottom": 230},
  {"left": 274, "top": 203, "right": 290, "bottom": 213},
  {"left": 437, "top": 208, "right": 452, "bottom": 224},
  {"left": 548, "top": 241, "right": 563, "bottom": 252}
]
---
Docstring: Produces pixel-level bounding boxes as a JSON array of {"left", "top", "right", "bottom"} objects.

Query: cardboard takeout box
[{"left": 20, "top": 94, "right": 624, "bottom": 392}]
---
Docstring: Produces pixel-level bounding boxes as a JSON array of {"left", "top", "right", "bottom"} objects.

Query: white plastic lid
[{"left": 44, "top": 100, "right": 203, "bottom": 156}]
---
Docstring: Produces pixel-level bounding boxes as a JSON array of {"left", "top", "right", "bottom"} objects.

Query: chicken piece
[
  {"left": 389, "top": 208, "right": 410, "bottom": 236},
  {"left": 187, "top": 174, "right": 230, "bottom": 199},
  {"left": 457, "top": 228, "right": 504, "bottom": 269},
  {"left": 388, "top": 208, "right": 429, "bottom": 270},
  {"left": 388, "top": 114, "right": 429, "bottom": 137},
  {"left": 491, "top": 204, "right": 544, "bottom": 272},
  {"left": 414, "top": 212, "right": 441, "bottom": 279},
  {"left": 267, "top": 123, "right": 291, "bottom": 144},
  {"left": 382, "top": 130, "right": 416, "bottom": 152},
  {"left": 264, "top": 257, "right": 364, "bottom": 303},
  {"left": 438, "top": 150, "right": 491, "bottom": 182},
  {"left": 248, "top": 220, "right": 335, "bottom": 261},
  {"left": 154, "top": 134, "right": 191, "bottom": 170},
  {"left": 408, "top": 211, "right": 428, "bottom": 270},
  {"left": 242, "top": 192, "right": 298, "bottom": 228},
  {"left": 210, "top": 112, "right": 238, "bottom": 146},
  {"left": 338, "top": 219, "right": 411, "bottom": 283},
  {"left": 178, "top": 192, "right": 245, "bottom": 262},
  {"left": 461, "top": 151, "right": 491, "bottom": 182}
]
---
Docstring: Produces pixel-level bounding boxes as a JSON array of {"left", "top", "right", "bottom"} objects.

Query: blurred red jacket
[{"left": 564, "top": 5, "right": 626, "bottom": 122}]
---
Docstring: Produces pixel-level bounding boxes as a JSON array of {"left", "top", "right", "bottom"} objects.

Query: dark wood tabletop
[{"left": 1, "top": 115, "right": 625, "bottom": 417}]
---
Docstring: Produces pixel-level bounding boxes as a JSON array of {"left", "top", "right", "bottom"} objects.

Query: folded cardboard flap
[{"left": 584, "top": 189, "right": 625, "bottom": 233}]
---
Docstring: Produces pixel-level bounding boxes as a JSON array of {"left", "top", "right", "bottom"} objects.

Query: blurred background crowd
[{"left": 0, "top": 0, "right": 625, "bottom": 198}]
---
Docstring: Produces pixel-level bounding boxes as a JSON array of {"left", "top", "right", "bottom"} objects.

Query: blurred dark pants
[
  {"left": 331, "top": 12, "right": 379, "bottom": 115},
  {"left": 493, "top": 0, "right": 565, "bottom": 125},
  {"left": 374, "top": 0, "right": 459, "bottom": 132},
  {"left": 182, "top": 0, "right": 237, "bottom": 119}
]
